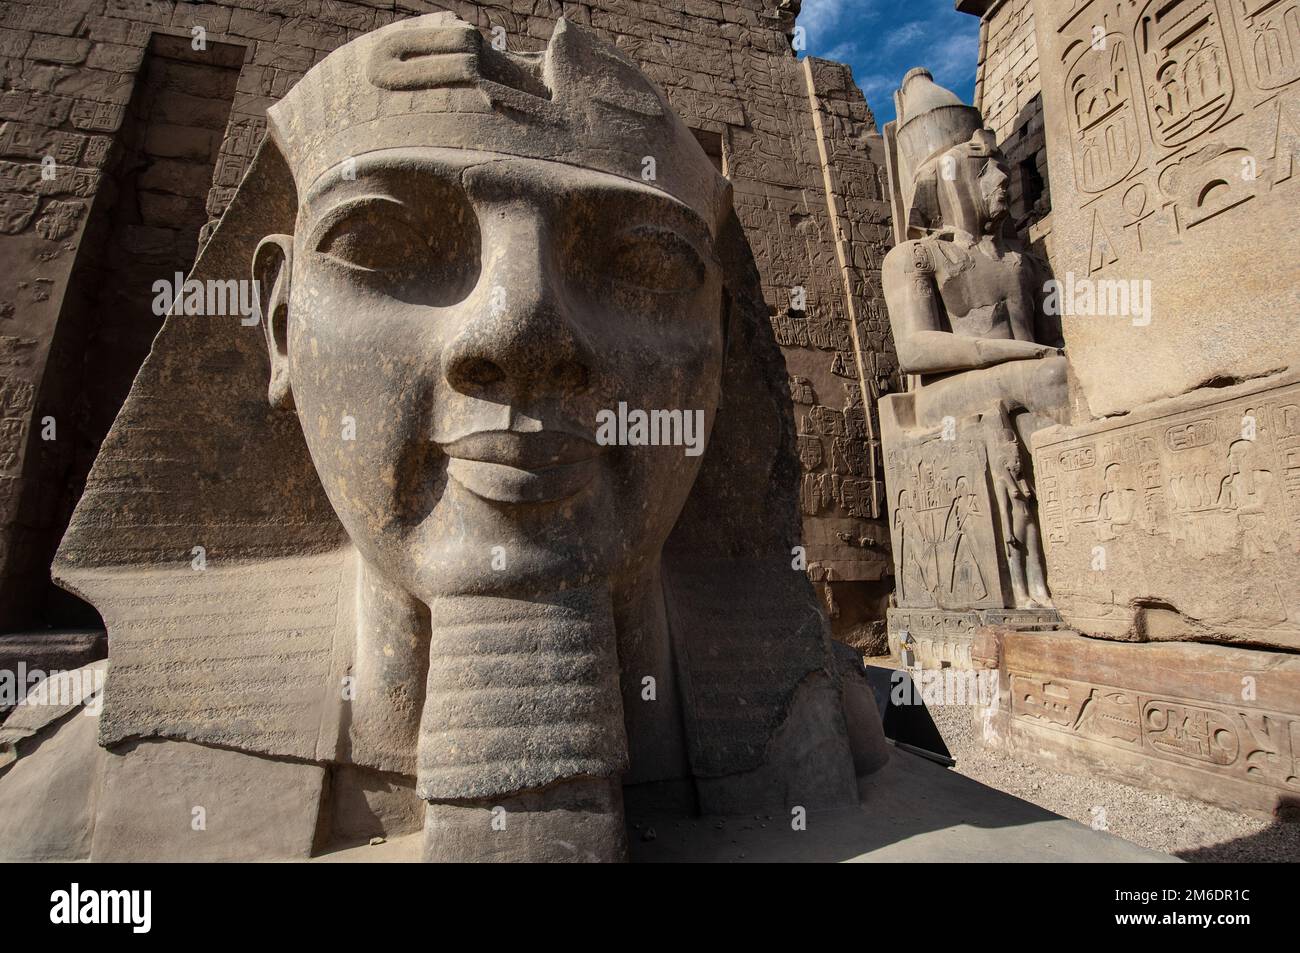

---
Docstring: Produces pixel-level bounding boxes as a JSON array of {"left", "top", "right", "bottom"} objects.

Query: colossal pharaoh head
[
  {"left": 53, "top": 15, "right": 879, "bottom": 861},
  {"left": 256, "top": 14, "right": 733, "bottom": 604}
]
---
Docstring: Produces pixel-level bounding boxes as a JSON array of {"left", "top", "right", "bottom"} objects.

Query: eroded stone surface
[
  {"left": 90, "top": 739, "right": 326, "bottom": 862},
  {"left": 0, "top": 704, "right": 101, "bottom": 862}
]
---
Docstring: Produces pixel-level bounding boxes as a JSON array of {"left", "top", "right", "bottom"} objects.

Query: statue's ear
[{"left": 252, "top": 235, "right": 294, "bottom": 410}]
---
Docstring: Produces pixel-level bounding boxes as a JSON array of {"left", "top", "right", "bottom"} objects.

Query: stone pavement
[{"left": 316, "top": 748, "right": 1175, "bottom": 863}]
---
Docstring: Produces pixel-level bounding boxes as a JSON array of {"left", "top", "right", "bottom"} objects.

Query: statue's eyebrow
[
  {"left": 609, "top": 182, "right": 714, "bottom": 247},
  {"left": 546, "top": 173, "right": 717, "bottom": 254},
  {"left": 457, "top": 156, "right": 716, "bottom": 246},
  {"left": 300, "top": 151, "right": 478, "bottom": 217}
]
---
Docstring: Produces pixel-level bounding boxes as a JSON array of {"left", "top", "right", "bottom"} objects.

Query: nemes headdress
[{"left": 268, "top": 13, "right": 729, "bottom": 231}]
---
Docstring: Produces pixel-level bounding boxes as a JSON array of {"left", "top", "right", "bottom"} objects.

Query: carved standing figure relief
[
  {"left": 894, "top": 488, "right": 933, "bottom": 603},
  {"left": 881, "top": 68, "right": 1068, "bottom": 611},
  {"left": 984, "top": 412, "right": 1052, "bottom": 608},
  {"left": 1096, "top": 463, "right": 1138, "bottom": 541},
  {"left": 7, "top": 14, "right": 887, "bottom": 863},
  {"left": 944, "top": 475, "right": 988, "bottom": 604}
]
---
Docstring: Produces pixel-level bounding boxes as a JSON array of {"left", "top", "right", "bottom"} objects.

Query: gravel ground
[{"left": 918, "top": 699, "right": 1300, "bottom": 862}]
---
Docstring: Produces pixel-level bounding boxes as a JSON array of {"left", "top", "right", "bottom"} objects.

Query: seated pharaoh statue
[
  {"left": 0, "top": 14, "right": 888, "bottom": 863},
  {"left": 880, "top": 69, "right": 1069, "bottom": 659}
]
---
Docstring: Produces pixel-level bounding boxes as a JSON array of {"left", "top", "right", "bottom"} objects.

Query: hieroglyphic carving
[
  {"left": 788, "top": 376, "right": 816, "bottom": 405},
  {"left": 1066, "top": 32, "right": 1142, "bottom": 191},
  {"left": 1136, "top": 0, "right": 1236, "bottom": 148},
  {"left": 883, "top": 420, "right": 1001, "bottom": 610},
  {"left": 888, "top": 607, "right": 1058, "bottom": 668},
  {"left": 0, "top": 418, "right": 24, "bottom": 471},
  {"left": 0, "top": 376, "right": 33, "bottom": 476},
  {"left": 0, "top": 194, "right": 38, "bottom": 234},
  {"left": 34, "top": 199, "right": 86, "bottom": 241},
  {"left": 1034, "top": 374, "right": 1300, "bottom": 648},
  {"left": 1010, "top": 671, "right": 1300, "bottom": 793},
  {"left": 797, "top": 383, "right": 877, "bottom": 519},
  {"left": 1232, "top": 0, "right": 1300, "bottom": 91},
  {"left": 1054, "top": 0, "right": 1273, "bottom": 249},
  {"left": 890, "top": 609, "right": 981, "bottom": 668},
  {"left": 798, "top": 434, "right": 824, "bottom": 471},
  {"left": 1032, "top": 0, "right": 1300, "bottom": 416},
  {"left": 772, "top": 54, "right": 894, "bottom": 572},
  {"left": 771, "top": 303, "right": 855, "bottom": 352},
  {"left": 829, "top": 350, "right": 851, "bottom": 378}
]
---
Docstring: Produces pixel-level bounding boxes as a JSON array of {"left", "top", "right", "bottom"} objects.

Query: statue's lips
[{"left": 440, "top": 431, "right": 601, "bottom": 504}]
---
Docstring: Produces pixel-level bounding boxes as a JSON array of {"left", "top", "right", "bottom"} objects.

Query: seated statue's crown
[
  {"left": 893, "top": 69, "right": 984, "bottom": 177},
  {"left": 267, "top": 13, "right": 728, "bottom": 229},
  {"left": 891, "top": 68, "right": 989, "bottom": 233}
]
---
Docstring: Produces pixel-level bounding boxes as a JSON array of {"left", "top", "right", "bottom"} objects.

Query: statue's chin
[
  {"left": 347, "top": 462, "right": 670, "bottom": 603},
  {"left": 396, "top": 535, "right": 620, "bottom": 604}
]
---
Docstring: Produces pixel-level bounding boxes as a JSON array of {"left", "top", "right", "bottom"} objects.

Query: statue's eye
[
  {"left": 313, "top": 196, "right": 480, "bottom": 306},
  {"left": 603, "top": 225, "right": 706, "bottom": 294},
  {"left": 316, "top": 203, "right": 428, "bottom": 273}
]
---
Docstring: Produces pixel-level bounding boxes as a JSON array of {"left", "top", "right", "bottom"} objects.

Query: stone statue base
[
  {"left": 1031, "top": 371, "right": 1300, "bottom": 652},
  {"left": 0, "top": 650, "right": 893, "bottom": 862},
  {"left": 882, "top": 396, "right": 1009, "bottom": 610},
  {"left": 881, "top": 391, "right": 1058, "bottom": 632},
  {"left": 974, "top": 628, "right": 1300, "bottom": 814},
  {"left": 887, "top": 606, "right": 1059, "bottom": 669}
]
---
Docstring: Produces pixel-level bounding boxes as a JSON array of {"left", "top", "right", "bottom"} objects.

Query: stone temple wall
[
  {"left": 0, "top": 0, "right": 897, "bottom": 639},
  {"left": 961, "top": 0, "right": 1050, "bottom": 239}
]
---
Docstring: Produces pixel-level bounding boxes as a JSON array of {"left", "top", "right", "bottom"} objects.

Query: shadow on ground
[
  {"left": 1176, "top": 815, "right": 1300, "bottom": 863},
  {"left": 625, "top": 748, "right": 1176, "bottom": 863}
]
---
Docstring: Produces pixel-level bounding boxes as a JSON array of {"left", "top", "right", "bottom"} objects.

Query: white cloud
[
  {"left": 798, "top": 0, "right": 850, "bottom": 36},
  {"left": 883, "top": 21, "right": 926, "bottom": 53},
  {"left": 799, "top": 0, "right": 883, "bottom": 44},
  {"left": 854, "top": 73, "right": 899, "bottom": 99},
  {"left": 824, "top": 41, "right": 860, "bottom": 62},
  {"left": 801, "top": 0, "right": 982, "bottom": 125},
  {"left": 925, "top": 30, "right": 981, "bottom": 86}
]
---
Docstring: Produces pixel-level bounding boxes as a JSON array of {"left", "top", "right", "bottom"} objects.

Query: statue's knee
[{"left": 1037, "top": 356, "right": 1069, "bottom": 401}]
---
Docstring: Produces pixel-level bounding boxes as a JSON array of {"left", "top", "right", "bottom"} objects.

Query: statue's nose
[{"left": 442, "top": 218, "right": 593, "bottom": 403}]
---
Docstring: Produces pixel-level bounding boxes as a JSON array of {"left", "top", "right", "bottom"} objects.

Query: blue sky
[{"left": 797, "top": 0, "right": 981, "bottom": 129}]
